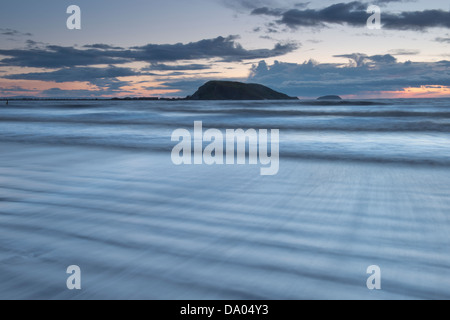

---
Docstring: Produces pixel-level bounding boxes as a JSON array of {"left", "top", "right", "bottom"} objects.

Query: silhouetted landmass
[
  {"left": 317, "top": 95, "right": 342, "bottom": 101},
  {"left": 187, "top": 81, "right": 298, "bottom": 100}
]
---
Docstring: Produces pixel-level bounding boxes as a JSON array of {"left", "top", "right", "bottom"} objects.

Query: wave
[
  {"left": 0, "top": 115, "right": 449, "bottom": 133},
  {"left": 1, "top": 99, "right": 449, "bottom": 167},
  {"left": 298, "top": 100, "right": 389, "bottom": 106},
  {"left": 1, "top": 136, "right": 449, "bottom": 167}
]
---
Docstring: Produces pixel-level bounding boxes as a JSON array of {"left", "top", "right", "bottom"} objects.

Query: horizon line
[{"left": 2, "top": 97, "right": 450, "bottom": 101}]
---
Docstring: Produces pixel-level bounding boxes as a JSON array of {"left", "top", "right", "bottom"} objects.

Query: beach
[{"left": 0, "top": 100, "right": 449, "bottom": 299}]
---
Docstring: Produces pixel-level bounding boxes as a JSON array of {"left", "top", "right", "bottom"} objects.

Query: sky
[{"left": 0, "top": 0, "right": 449, "bottom": 98}]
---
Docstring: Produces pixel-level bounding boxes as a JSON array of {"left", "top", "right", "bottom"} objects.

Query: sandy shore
[{"left": 0, "top": 142, "right": 449, "bottom": 299}]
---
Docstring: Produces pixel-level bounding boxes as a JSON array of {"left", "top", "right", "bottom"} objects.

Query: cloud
[
  {"left": 0, "top": 28, "right": 32, "bottom": 37},
  {"left": 0, "top": 36, "right": 297, "bottom": 97},
  {"left": 219, "top": 0, "right": 293, "bottom": 11},
  {"left": 0, "top": 36, "right": 295, "bottom": 97},
  {"left": 436, "top": 37, "right": 450, "bottom": 43},
  {"left": 3, "top": 66, "right": 142, "bottom": 94},
  {"left": 0, "top": 46, "right": 131, "bottom": 68},
  {"left": 130, "top": 36, "right": 298, "bottom": 62},
  {"left": 251, "top": 7, "right": 284, "bottom": 16},
  {"left": 143, "top": 63, "right": 213, "bottom": 71},
  {"left": 221, "top": 0, "right": 414, "bottom": 11},
  {"left": 83, "top": 44, "right": 124, "bottom": 50},
  {"left": 4, "top": 66, "right": 142, "bottom": 83},
  {"left": 251, "top": 2, "right": 450, "bottom": 31},
  {"left": 388, "top": 49, "right": 421, "bottom": 55},
  {"left": 88, "top": 78, "right": 133, "bottom": 92},
  {"left": 0, "top": 36, "right": 297, "bottom": 68},
  {"left": 248, "top": 56, "right": 450, "bottom": 97},
  {"left": 25, "top": 40, "right": 49, "bottom": 48},
  {"left": 334, "top": 53, "right": 397, "bottom": 67}
]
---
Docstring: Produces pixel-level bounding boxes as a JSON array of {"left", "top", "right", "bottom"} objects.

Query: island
[
  {"left": 187, "top": 81, "right": 298, "bottom": 101},
  {"left": 317, "top": 95, "right": 343, "bottom": 101}
]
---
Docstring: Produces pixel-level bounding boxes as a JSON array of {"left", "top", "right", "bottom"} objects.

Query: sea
[{"left": 0, "top": 98, "right": 449, "bottom": 299}]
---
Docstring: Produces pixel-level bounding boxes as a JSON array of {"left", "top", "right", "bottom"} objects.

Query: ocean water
[
  {"left": 0, "top": 99, "right": 449, "bottom": 299},
  {"left": 1, "top": 99, "right": 450, "bottom": 164}
]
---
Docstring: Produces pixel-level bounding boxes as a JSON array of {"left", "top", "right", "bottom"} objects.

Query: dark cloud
[
  {"left": 334, "top": 53, "right": 397, "bottom": 67},
  {"left": 436, "top": 37, "right": 450, "bottom": 43},
  {"left": 83, "top": 44, "right": 124, "bottom": 50},
  {"left": 4, "top": 66, "right": 142, "bottom": 83},
  {"left": 0, "top": 36, "right": 297, "bottom": 69},
  {"left": 252, "top": 2, "right": 366, "bottom": 28},
  {"left": 3, "top": 66, "right": 141, "bottom": 94},
  {"left": 0, "top": 28, "right": 32, "bottom": 37},
  {"left": 248, "top": 56, "right": 450, "bottom": 97},
  {"left": 131, "top": 36, "right": 298, "bottom": 62},
  {"left": 0, "top": 36, "right": 297, "bottom": 98},
  {"left": 25, "top": 40, "right": 49, "bottom": 48},
  {"left": 219, "top": 0, "right": 291, "bottom": 11},
  {"left": 251, "top": 7, "right": 284, "bottom": 16},
  {"left": 220, "top": 0, "right": 412, "bottom": 12},
  {"left": 252, "top": 2, "right": 450, "bottom": 30},
  {"left": 0, "top": 46, "right": 131, "bottom": 68},
  {"left": 89, "top": 78, "right": 133, "bottom": 92},
  {"left": 383, "top": 9, "right": 450, "bottom": 30},
  {"left": 388, "top": 49, "right": 421, "bottom": 56},
  {"left": 143, "top": 63, "right": 212, "bottom": 71}
]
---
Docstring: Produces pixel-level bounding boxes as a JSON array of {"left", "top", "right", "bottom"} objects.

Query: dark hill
[{"left": 188, "top": 81, "right": 298, "bottom": 100}]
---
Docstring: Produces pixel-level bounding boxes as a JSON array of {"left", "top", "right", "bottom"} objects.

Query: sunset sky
[{"left": 0, "top": 0, "right": 449, "bottom": 98}]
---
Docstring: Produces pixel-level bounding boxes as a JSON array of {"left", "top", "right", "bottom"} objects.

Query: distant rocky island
[
  {"left": 317, "top": 95, "right": 342, "bottom": 101},
  {"left": 187, "top": 81, "right": 298, "bottom": 101}
]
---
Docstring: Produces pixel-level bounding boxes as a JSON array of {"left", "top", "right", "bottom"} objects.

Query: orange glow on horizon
[
  {"left": 0, "top": 79, "right": 94, "bottom": 97},
  {"left": 382, "top": 86, "right": 450, "bottom": 99},
  {"left": 2, "top": 77, "right": 450, "bottom": 99},
  {"left": 343, "top": 86, "right": 450, "bottom": 99}
]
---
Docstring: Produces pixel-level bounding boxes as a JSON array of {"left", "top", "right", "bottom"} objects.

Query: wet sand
[{"left": 1, "top": 142, "right": 449, "bottom": 299}]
